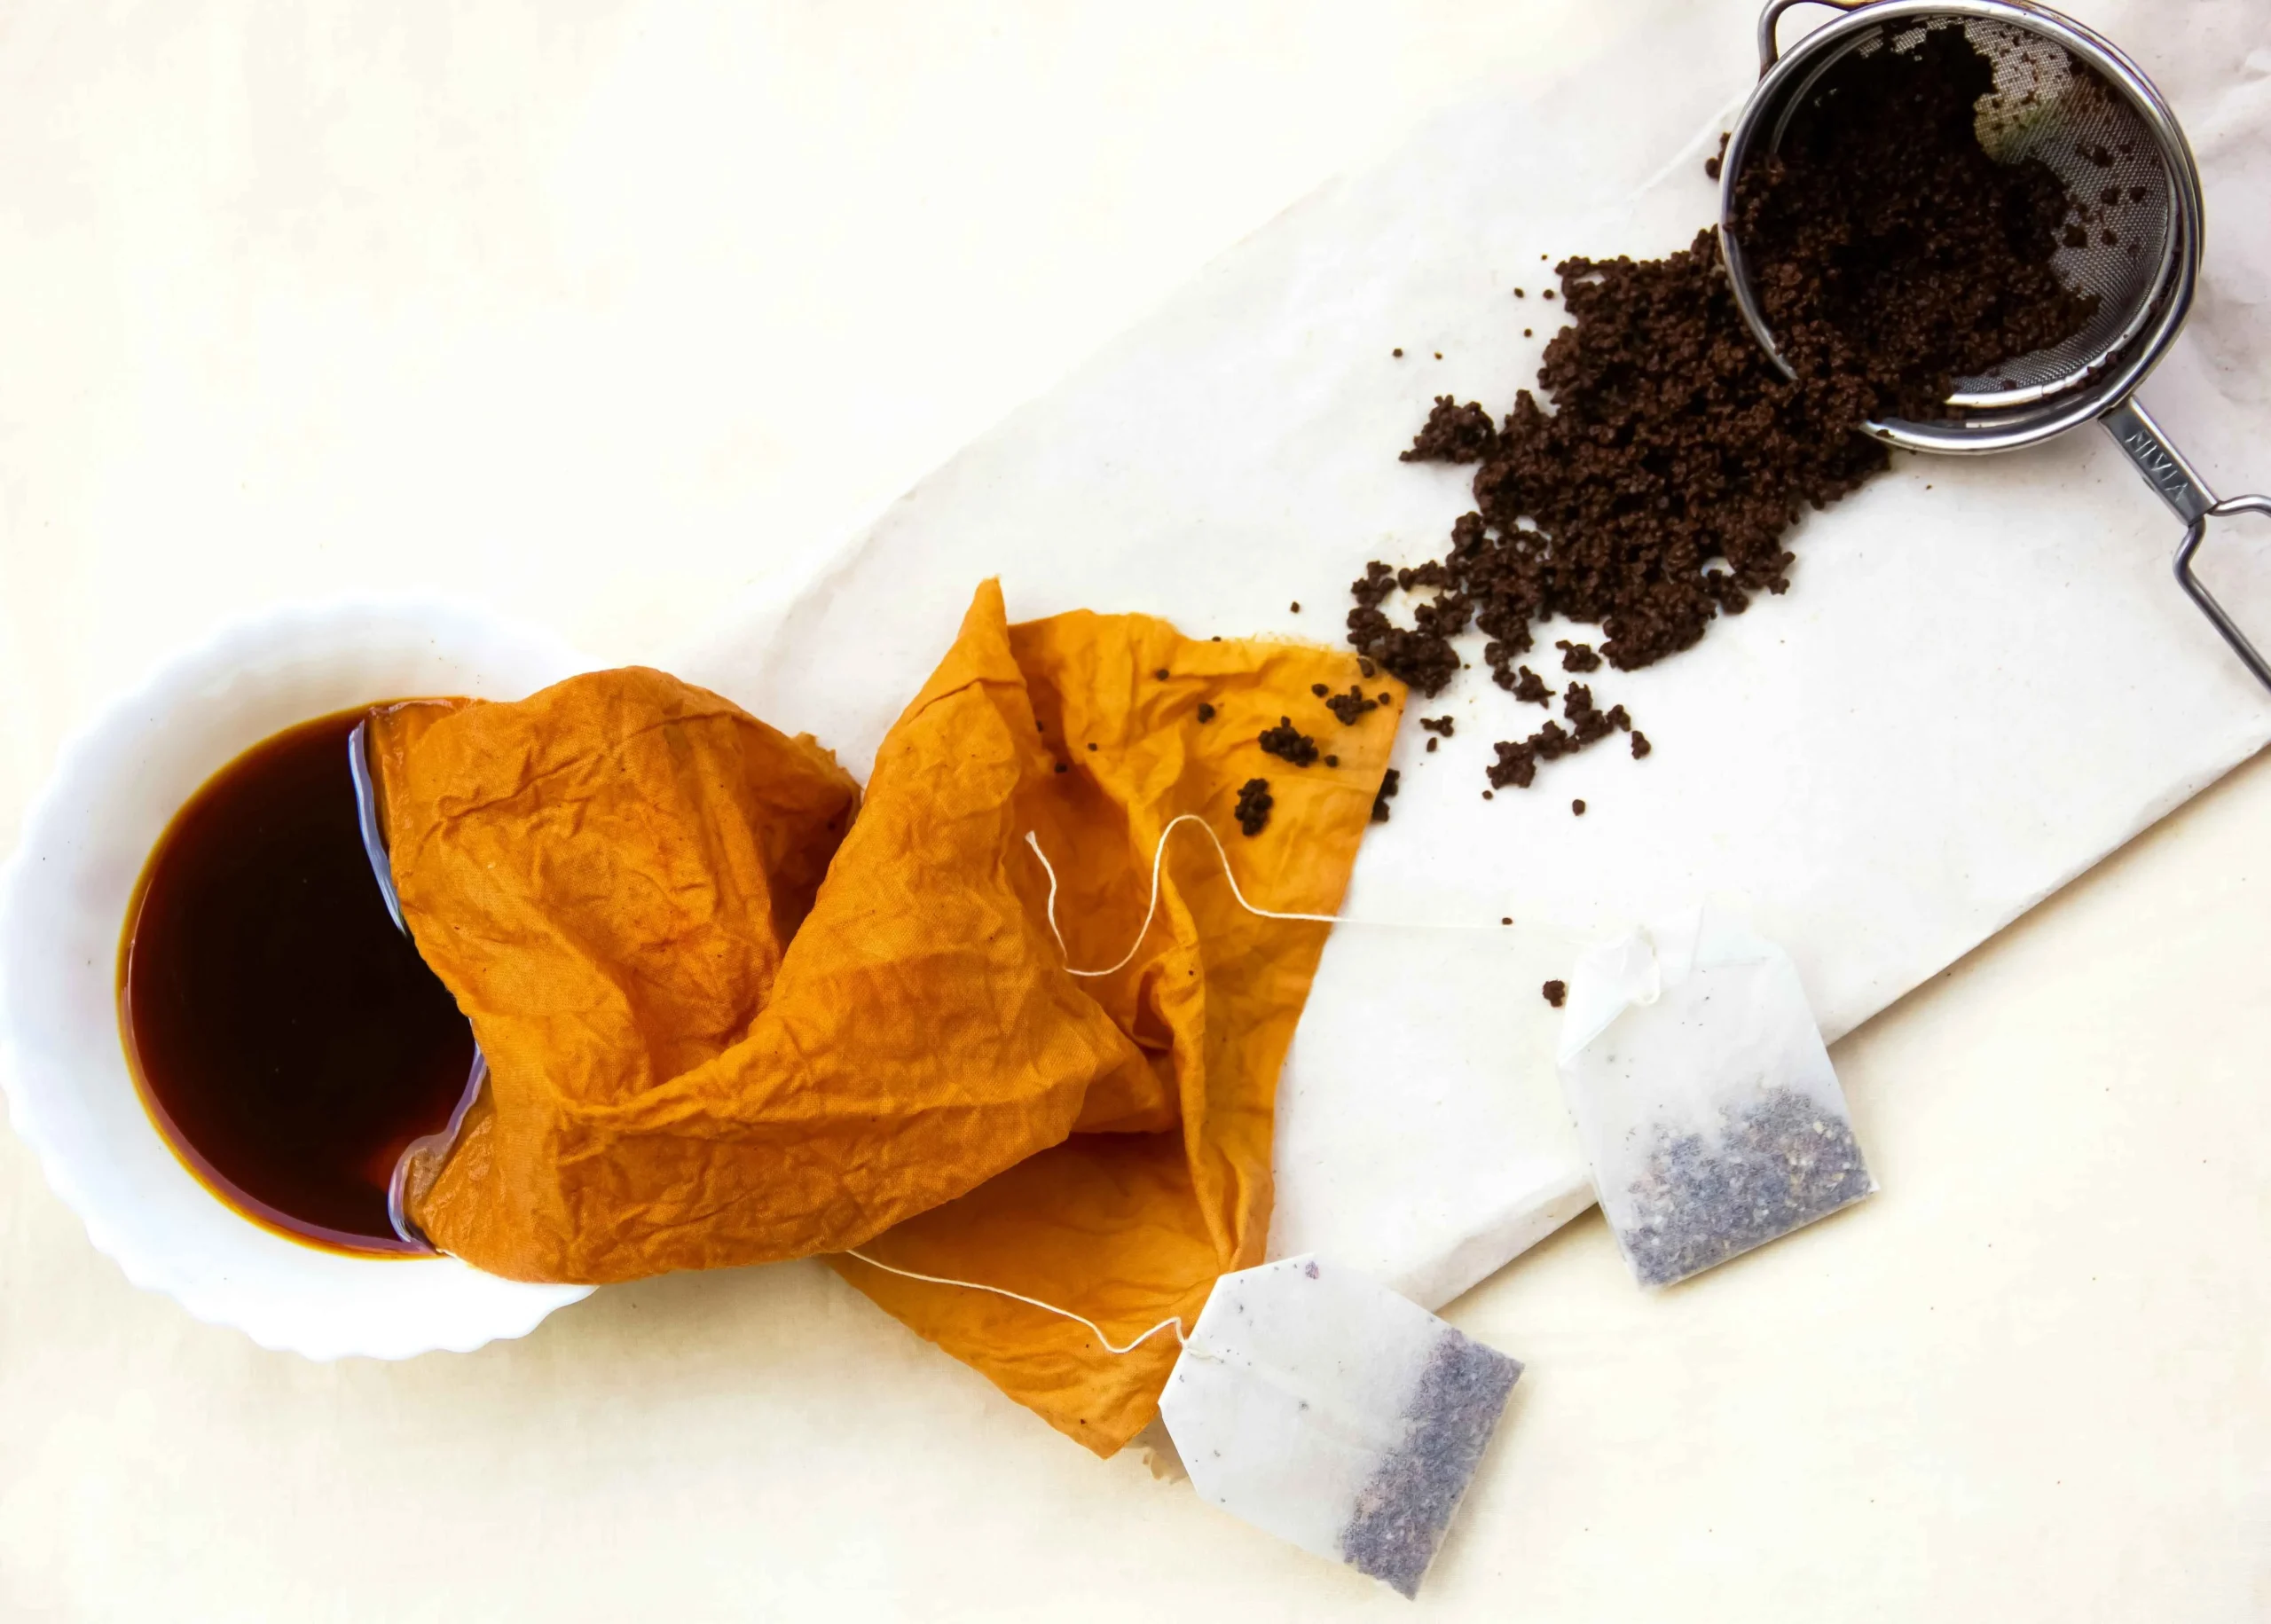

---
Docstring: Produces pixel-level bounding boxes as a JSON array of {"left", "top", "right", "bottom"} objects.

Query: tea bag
[
  {"left": 1556, "top": 907, "right": 1875, "bottom": 1289},
  {"left": 1159, "top": 1255, "right": 1521, "bottom": 1598}
]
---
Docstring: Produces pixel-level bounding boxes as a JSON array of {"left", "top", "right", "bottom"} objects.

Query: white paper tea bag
[
  {"left": 1557, "top": 907, "right": 1876, "bottom": 1289},
  {"left": 1159, "top": 1255, "right": 1521, "bottom": 1598}
]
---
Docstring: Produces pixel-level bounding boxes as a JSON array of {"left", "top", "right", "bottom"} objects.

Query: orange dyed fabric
[{"left": 374, "top": 582, "right": 1399, "bottom": 1453}]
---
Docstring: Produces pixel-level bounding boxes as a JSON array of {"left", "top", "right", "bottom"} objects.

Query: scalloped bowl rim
[{"left": 0, "top": 599, "right": 596, "bottom": 1359}]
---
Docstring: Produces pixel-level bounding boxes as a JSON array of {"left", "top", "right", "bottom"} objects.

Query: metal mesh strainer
[{"left": 1718, "top": 0, "right": 2271, "bottom": 691}]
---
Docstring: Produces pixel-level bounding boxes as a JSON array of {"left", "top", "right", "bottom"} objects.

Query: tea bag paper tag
[
  {"left": 1158, "top": 1254, "right": 1521, "bottom": 1598},
  {"left": 1557, "top": 906, "right": 1876, "bottom": 1288}
]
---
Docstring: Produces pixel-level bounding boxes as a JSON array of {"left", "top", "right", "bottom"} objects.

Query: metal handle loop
[
  {"left": 1756, "top": 0, "right": 1873, "bottom": 73},
  {"left": 2175, "top": 496, "right": 2271, "bottom": 694},
  {"left": 2103, "top": 400, "right": 2271, "bottom": 694}
]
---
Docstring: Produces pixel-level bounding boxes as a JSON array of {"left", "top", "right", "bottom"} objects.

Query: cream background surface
[{"left": 1, "top": 3, "right": 2266, "bottom": 1618}]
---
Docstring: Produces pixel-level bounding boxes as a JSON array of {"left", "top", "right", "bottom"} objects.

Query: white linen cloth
[{"left": 673, "top": 0, "right": 2271, "bottom": 1308}]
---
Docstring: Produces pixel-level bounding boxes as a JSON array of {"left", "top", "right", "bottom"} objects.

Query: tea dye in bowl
[{"left": 119, "top": 707, "right": 474, "bottom": 1256}]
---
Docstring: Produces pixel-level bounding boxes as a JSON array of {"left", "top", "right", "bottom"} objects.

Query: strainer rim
[{"left": 1717, "top": 0, "right": 2204, "bottom": 455}]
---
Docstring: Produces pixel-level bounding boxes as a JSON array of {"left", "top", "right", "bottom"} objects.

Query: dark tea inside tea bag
[
  {"left": 1556, "top": 908, "right": 1875, "bottom": 1288},
  {"left": 1159, "top": 1255, "right": 1521, "bottom": 1598}
]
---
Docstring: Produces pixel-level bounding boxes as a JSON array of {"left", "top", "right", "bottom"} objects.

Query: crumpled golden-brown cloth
[{"left": 373, "top": 580, "right": 1399, "bottom": 1452}]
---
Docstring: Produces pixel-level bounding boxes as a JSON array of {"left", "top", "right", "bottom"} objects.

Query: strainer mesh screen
[{"left": 1773, "top": 15, "right": 2173, "bottom": 405}]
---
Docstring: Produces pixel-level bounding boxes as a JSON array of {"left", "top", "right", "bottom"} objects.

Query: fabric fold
[{"left": 375, "top": 579, "right": 1397, "bottom": 1451}]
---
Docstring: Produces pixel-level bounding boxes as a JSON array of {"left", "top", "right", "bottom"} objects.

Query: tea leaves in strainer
[{"left": 1718, "top": 0, "right": 2271, "bottom": 691}]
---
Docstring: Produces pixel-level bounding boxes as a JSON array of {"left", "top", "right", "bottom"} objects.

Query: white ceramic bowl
[{"left": 0, "top": 600, "right": 595, "bottom": 1359}]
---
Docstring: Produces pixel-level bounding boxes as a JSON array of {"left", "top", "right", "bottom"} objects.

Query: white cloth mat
[{"left": 673, "top": 0, "right": 2271, "bottom": 1309}]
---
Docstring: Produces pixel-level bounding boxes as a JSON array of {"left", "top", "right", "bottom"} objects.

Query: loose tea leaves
[
  {"left": 1556, "top": 907, "right": 1875, "bottom": 1289},
  {"left": 1347, "top": 23, "right": 2101, "bottom": 791},
  {"left": 1259, "top": 717, "right": 1320, "bottom": 767},
  {"left": 1324, "top": 685, "right": 1383, "bottom": 726},
  {"left": 1733, "top": 24, "right": 2103, "bottom": 420},
  {"left": 1486, "top": 682, "right": 1632, "bottom": 789},
  {"left": 1235, "top": 777, "right": 1275, "bottom": 837},
  {"left": 1353, "top": 232, "right": 1889, "bottom": 698}
]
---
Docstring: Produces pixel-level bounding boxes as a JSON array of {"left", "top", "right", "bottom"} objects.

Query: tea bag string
[
  {"left": 842, "top": 816, "right": 1536, "bottom": 1356},
  {"left": 840, "top": 1250, "right": 1188, "bottom": 1355},
  {"left": 1023, "top": 811, "right": 1512, "bottom": 980}
]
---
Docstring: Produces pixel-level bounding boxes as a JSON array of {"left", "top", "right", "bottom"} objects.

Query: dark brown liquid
[{"left": 120, "top": 707, "right": 474, "bottom": 1255}]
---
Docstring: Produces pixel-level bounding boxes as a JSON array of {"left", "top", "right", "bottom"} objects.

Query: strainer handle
[
  {"left": 1756, "top": 0, "right": 1874, "bottom": 73},
  {"left": 2175, "top": 498, "right": 2271, "bottom": 694},
  {"left": 2105, "top": 398, "right": 2271, "bottom": 694}
]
